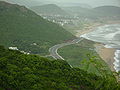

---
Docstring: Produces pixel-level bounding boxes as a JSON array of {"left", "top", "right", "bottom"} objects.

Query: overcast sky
[{"left": 1, "top": 0, "right": 120, "bottom": 7}]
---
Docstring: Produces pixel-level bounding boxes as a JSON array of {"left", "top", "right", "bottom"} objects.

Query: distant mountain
[
  {"left": 2, "top": 0, "right": 44, "bottom": 7},
  {"left": 93, "top": 6, "right": 120, "bottom": 17},
  {"left": 30, "top": 4, "right": 68, "bottom": 15},
  {"left": 0, "top": 1, "right": 74, "bottom": 54},
  {"left": 63, "top": 5, "right": 120, "bottom": 19},
  {"left": 63, "top": 6, "right": 100, "bottom": 19},
  {"left": 61, "top": 3, "right": 92, "bottom": 8}
]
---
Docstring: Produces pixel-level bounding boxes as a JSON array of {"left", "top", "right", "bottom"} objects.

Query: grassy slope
[
  {"left": 58, "top": 39, "right": 96, "bottom": 66},
  {"left": 0, "top": 1, "right": 74, "bottom": 55},
  {"left": 58, "top": 39, "right": 112, "bottom": 76},
  {"left": 0, "top": 45, "right": 119, "bottom": 90}
]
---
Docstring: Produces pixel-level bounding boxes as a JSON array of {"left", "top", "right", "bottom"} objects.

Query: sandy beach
[
  {"left": 76, "top": 21, "right": 120, "bottom": 37},
  {"left": 76, "top": 21, "right": 120, "bottom": 71},
  {"left": 76, "top": 23, "right": 101, "bottom": 37},
  {"left": 94, "top": 44, "right": 115, "bottom": 71}
]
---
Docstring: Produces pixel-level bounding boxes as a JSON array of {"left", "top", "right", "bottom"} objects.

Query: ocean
[{"left": 80, "top": 24, "right": 120, "bottom": 72}]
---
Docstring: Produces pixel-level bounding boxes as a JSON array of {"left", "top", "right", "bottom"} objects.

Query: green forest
[
  {"left": 0, "top": 46, "right": 120, "bottom": 90},
  {"left": 0, "top": 1, "right": 74, "bottom": 55},
  {"left": 1, "top": 1, "right": 120, "bottom": 90}
]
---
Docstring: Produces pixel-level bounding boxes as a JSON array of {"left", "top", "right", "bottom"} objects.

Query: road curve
[{"left": 49, "top": 37, "right": 83, "bottom": 60}]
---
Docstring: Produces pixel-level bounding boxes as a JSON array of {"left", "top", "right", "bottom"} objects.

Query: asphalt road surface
[{"left": 49, "top": 37, "right": 83, "bottom": 60}]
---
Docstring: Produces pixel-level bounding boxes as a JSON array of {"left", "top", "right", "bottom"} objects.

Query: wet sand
[
  {"left": 76, "top": 23, "right": 101, "bottom": 37},
  {"left": 76, "top": 21, "right": 120, "bottom": 37},
  {"left": 94, "top": 44, "right": 115, "bottom": 71},
  {"left": 76, "top": 22, "right": 120, "bottom": 71}
]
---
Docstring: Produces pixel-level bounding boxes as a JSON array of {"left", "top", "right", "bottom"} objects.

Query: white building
[
  {"left": 9, "top": 47, "right": 30, "bottom": 55},
  {"left": 9, "top": 47, "right": 19, "bottom": 50}
]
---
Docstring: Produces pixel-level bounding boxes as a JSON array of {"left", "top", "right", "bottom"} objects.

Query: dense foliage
[
  {"left": 0, "top": 1, "right": 74, "bottom": 55},
  {"left": 0, "top": 45, "right": 120, "bottom": 90}
]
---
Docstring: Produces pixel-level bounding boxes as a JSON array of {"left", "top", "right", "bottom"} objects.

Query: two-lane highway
[{"left": 49, "top": 37, "right": 83, "bottom": 60}]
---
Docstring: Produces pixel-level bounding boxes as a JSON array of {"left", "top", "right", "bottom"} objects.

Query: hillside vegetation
[
  {"left": 0, "top": 1, "right": 74, "bottom": 55},
  {"left": 0, "top": 45, "right": 120, "bottom": 90},
  {"left": 58, "top": 39, "right": 113, "bottom": 76}
]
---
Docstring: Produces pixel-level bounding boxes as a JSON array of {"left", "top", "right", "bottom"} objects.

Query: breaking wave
[{"left": 80, "top": 24, "right": 120, "bottom": 72}]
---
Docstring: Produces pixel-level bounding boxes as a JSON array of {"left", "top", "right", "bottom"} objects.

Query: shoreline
[
  {"left": 94, "top": 43, "right": 115, "bottom": 71},
  {"left": 76, "top": 21, "right": 120, "bottom": 71},
  {"left": 76, "top": 23, "right": 101, "bottom": 37},
  {"left": 76, "top": 20, "right": 120, "bottom": 37}
]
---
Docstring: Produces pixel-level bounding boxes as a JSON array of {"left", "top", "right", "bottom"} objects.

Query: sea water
[{"left": 80, "top": 24, "right": 120, "bottom": 72}]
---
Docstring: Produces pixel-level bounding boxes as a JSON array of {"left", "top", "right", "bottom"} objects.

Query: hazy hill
[
  {"left": 30, "top": 4, "right": 68, "bottom": 15},
  {"left": 63, "top": 5, "right": 120, "bottom": 19},
  {"left": 0, "top": 45, "right": 119, "bottom": 89},
  {"left": 59, "top": 2, "right": 92, "bottom": 8},
  {"left": 0, "top": 1, "right": 74, "bottom": 54},
  {"left": 63, "top": 6, "right": 100, "bottom": 19},
  {"left": 93, "top": 6, "right": 120, "bottom": 17}
]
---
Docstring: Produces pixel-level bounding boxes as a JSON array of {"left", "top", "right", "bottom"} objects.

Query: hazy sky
[{"left": 1, "top": 0, "right": 120, "bottom": 7}]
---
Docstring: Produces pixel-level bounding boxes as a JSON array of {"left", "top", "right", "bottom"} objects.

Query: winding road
[{"left": 49, "top": 37, "right": 83, "bottom": 60}]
